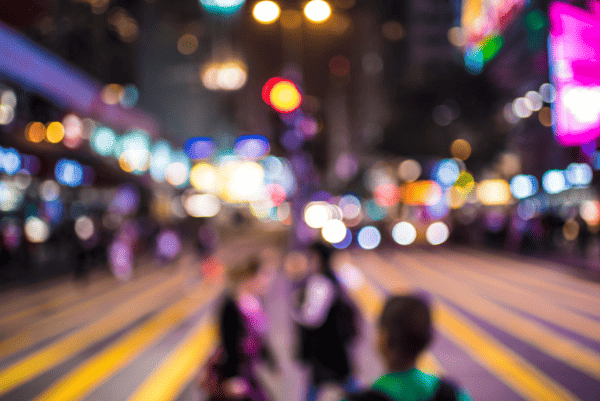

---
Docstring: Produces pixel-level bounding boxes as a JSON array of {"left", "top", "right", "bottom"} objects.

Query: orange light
[
  {"left": 476, "top": 179, "right": 512, "bottom": 205},
  {"left": 27, "top": 122, "right": 46, "bottom": 143},
  {"left": 403, "top": 180, "right": 442, "bottom": 206},
  {"left": 46, "top": 122, "right": 65, "bottom": 143},
  {"left": 269, "top": 80, "right": 302, "bottom": 113}
]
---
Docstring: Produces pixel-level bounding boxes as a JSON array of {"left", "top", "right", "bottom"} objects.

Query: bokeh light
[
  {"left": 329, "top": 55, "right": 351, "bottom": 77},
  {"left": 454, "top": 171, "right": 475, "bottom": 195},
  {"left": 185, "top": 137, "right": 216, "bottom": 160},
  {"left": 339, "top": 194, "right": 361, "bottom": 219},
  {"left": 525, "top": 91, "right": 543, "bottom": 111},
  {"left": 177, "top": 34, "right": 198, "bottom": 55},
  {"left": 357, "top": 226, "right": 381, "bottom": 250},
  {"left": 75, "top": 216, "right": 95, "bottom": 241},
  {"left": 102, "top": 84, "right": 124, "bottom": 105},
  {"left": 253, "top": 1, "right": 280, "bottom": 23},
  {"left": 565, "top": 163, "right": 593, "bottom": 187},
  {"left": 539, "top": 83, "right": 556, "bottom": 103},
  {"left": 184, "top": 194, "right": 221, "bottom": 218},
  {"left": 451, "top": 139, "right": 472, "bottom": 161},
  {"left": 513, "top": 97, "right": 532, "bottom": 118},
  {"left": 62, "top": 114, "right": 83, "bottom": 149},
  {"left": 322, "top": 219, "right": 347, "bottom": 244},
  {"left": 24, "top": 217, "right": 50, "bottom": 243},
  {"left": 281, "top": 10, "right": 303, "bottom": 29},
  {"left": 304, "top": 202, "right": 329, "bottom": 228},
  {"left": 150, "top": 141, "right": 172, "bottom": 183},
  {"left": 166, "top": 162, "right": 190, "bottom": 187},
  {"left": 332, "top": 229, "right": 352, "bottom": 249},
  {"left": 219, "top": 161, "right": 264, "bottom": 203},
  {"left": 27, "top": 122, "right": 46, "bottom": 143},
  {"left": 1, "top": 148, "right": 21, "bottom": 175},
  {"left": 91, "top": 127, "right": 117, "bottom": 156},
  {"left": 477, "top": 179, "right": 512, "bottom": 205},
  {"left": 234, "top": 135, "right": 270, "bottom": 159},
  {"left": 374, "top": 183, "right": 400, "bottom": 207},
  {"left": 563, "top": 219, "right": 579, "bottom": 241},
  {"left": 40, "top": 180, "right": 60, "bottom": 202},
  {"left": 304, "top": 0, "right": 332, "bottom": 23},
  {"left": 381, "top": 20, "right": 405, "bottom": 41},
  {"left": 510, "top": 175, "right": 538, "bottom": 199},
  {"left": 398, "top": 159, "right": 421, "bottom": 182},
  {"left": 190, "top": 163, "right": 219, "bottom": 193},
  {"left": 434, "top": 159, "right": 460, "bottom": 187},
  {"left": 404, "top": 181, "right": 442, "bottom": 206},
  {"left": 269, "top": 80, "right": 302, "bottom": 113},
  {"left": 426, "top": 222, "right": 449, "bottom": 245},
  {"left": 55, "top": 159, "right": 84, "bottom": 187},
  {"left": 199, "top": 0, "right": 245, "bottom": 15},
  {"left": 392, "top": 222, "right": 417, "bottom": 246},
  {"left": 45, "top": 122, "right": 65, "bottom": 144},
  {"left": 538, "top": 107, "right": 553, "bottom": 127},
  {"left": 542, "top": 170, "right": 567, "bottom": 194},
  {"left": 121, "top": 84, "right": 139, "bottom": 108},
  {"left": 580, "top": 201, "right": 600, "bottom": 226}
]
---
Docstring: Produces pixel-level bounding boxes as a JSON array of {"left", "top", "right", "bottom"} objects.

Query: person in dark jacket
[
  {"left": 294, "top": 242, "right": 360, "bottom": 401},
  {"left": 217, "top": 257, "right": 275, "bottom": 401}
]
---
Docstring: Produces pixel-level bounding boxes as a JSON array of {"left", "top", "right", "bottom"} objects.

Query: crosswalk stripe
[
  {"left": 0, "top": 271, "right": 188, "bottom": 397},
  {"left": 433, "top": 249, "right": 600, "bottom": 319},
  {"left": 0, "top": 269, "right": 183, "bottom": 361},
  {"left": 126, "top": 320, "right": 218, "bottom": 401},
  {"left": 397, "top": 252, "right": 600, "bottom": 382},
  {"left": 446, "top": 249, "right": 600, "bottom": 308},
  {"left": 342, "top": 252, "right": 443, "bottom": 376},
  {"left": 33, "top": 283, "right": 221, "bottom": 401},
  {"left": 358, "top": 251, "right": 581, "bottom": 401}
]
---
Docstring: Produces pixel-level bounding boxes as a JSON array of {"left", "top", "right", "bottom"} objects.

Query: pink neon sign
[{"left": 549, "top": 1, "right": 600, "bottom": 146}]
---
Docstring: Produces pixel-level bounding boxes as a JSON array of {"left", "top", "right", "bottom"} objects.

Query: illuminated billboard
[{"left": 549, "top": 1, "right": 600, "bottom": 146}]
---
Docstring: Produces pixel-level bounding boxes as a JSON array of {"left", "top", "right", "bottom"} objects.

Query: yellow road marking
[
  {"left": 127, "top": 320, "right": 218, "bottom": 401},
  {"left": 358, "top": 251, "right": 581, "bottom": 401},
  {"left": 338, "top": 252, "right": 442, "bottom": 376},
  {"left": 0, "top": 270, "right": 184, "bottom": 360},
  {"left": 33, "top": 283, "right": 221, "bottom": 401},
  {"left": 0, "top": 271, "right": 188, "bottom": 396},
  {"left": 395, "top": 252, "right": 600, "bottom": 382}
]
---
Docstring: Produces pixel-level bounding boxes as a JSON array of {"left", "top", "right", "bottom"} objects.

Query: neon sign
[{"left": 549, "top": 1, "right": 600, "bottom": 146}]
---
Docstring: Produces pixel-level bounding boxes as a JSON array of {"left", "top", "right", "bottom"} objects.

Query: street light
[
  {"left": 304, "top": 0, "right": 331, "bottom": 23},
  {"left": 253, "top": 1, "right": 281, "bottom": 24}
]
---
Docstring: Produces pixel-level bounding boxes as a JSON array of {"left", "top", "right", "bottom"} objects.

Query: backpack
[{"left": 353, "top": 378, "right": 457, "bottom": 401}]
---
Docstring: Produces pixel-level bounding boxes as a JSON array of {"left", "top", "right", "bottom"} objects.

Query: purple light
[
  {"left": 109, "top": 240, "right": 133, "bottom": 281},
  {"left": 234, "top": 135, "right": 270, "bottom": 159},
  {"left": 110, "top": 184, "right": 140, "bottom": 215},
  {"left": 184, "top": 137, "right": 216, "bottom": 160},
  {"left": 281, "top": 130, "right": 304, "bottom": 151},
  {"left": 549, "top": 2, "right": 600, "bottom": 145},
  {"left": 156, "top": 230, "right": 182, "bottom": 260},
  {"left": 0, "top": 21, "right": 159, "bottom": 137}
]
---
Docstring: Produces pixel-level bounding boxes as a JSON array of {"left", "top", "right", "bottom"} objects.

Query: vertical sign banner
[{"left": 549, "top": 1, "right": 600, "bottom": 146}]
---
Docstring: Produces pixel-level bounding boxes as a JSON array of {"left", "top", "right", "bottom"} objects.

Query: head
[
  {"left": 308, "top": 241, "right": 333, "bottom": 274},
  {"left": 227, "top": 257, "right": 262, "bottom": 294},
  {"left": 378, "top": 294, "right": 433, "bottom": 371},
  {"left": 284, "top": 251, "right": 309, "bottom": 281}
]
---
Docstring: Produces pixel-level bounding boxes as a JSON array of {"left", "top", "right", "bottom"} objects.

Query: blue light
[
  {"left": 55, "top": 159, "right": 84, "bottom": 187},
  {"left": 542, "top": 170, "right": 568, "bottom": 194},
  {"left": 150, "top": 141, "right": 172, "bottom": 183},
  {"left": 364, "top": 199, "right": 387, "bottom": 221},
  {"left": 184, "top": 137, "right": 216, "bottom": 160},
  {"left": 200, "top": 0, "right": 245, "bottom": 15},
  {"left": 434, "top": 159, "right": 460, "bottom": 187},
  {"left": 510, "top": 175, "right": 539, "bottom": 199},
  {"left": 566, "top": 163, "right": 593, "bottom": 187},
  {"left": 357, "top": 226, "right": 381, "bottom": 250},
  {"left": 91, "top": 127, "right": 116, "bottom": 156},
  {"left": 1, "top": 147, "right": 21, "bottom": 175},
  {"left": 332, "top": 229, "right": 352, "bottom": 249},
  {"left": 465, "top": 47, "right": 484, "bottom": 74},
  {"left": 234, "top": 135, "right": 270, "bottom": 159}
]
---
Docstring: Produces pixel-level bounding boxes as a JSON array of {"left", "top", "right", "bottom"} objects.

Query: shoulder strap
[{"left": 430, "top": 379, "right": 457, "bottom": 401}]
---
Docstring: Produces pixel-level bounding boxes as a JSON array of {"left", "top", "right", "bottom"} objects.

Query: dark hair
[
  {"left": 379, "top": 295, "right": 432, "bottom": 360},
  {"left": 308, "top": 241, "right": 339, "bottom": 284},
  {"left": 347, "top": 390, "right": 393, "bottom": 401},
  {"left": 227, "top": 257, "right": 261, "bottom": 284}
]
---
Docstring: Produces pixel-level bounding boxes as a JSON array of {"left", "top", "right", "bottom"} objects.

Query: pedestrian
[
  {"left": 294, "top": 242, "right": 360, "bottom": 401},
  {"left": 342, "top": 295, "right": 471, "bottom": 401},
  {"left": 199, "top": 257, "right": 276, "bottom": 401}
]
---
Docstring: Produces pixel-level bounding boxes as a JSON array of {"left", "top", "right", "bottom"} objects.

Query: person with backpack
[
  {"left": 293, "top": 242, "right": 361, "bottom": 401},
  {"left": 342, "top": 295, "right": 471, "bottom": 401}
]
